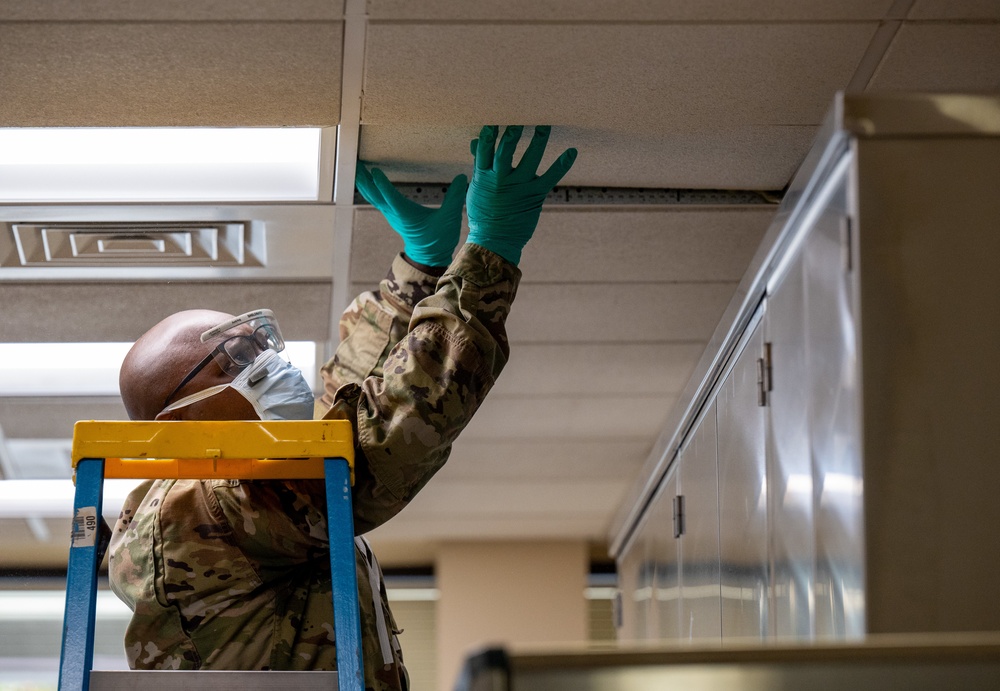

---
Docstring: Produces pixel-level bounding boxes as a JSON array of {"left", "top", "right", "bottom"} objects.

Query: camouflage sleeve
[
  {"left": 324, "top": 242, "right": 520, "bottom": 533},
  {"left": 318, "top": 252, "right": 441, "bottom": 407}
]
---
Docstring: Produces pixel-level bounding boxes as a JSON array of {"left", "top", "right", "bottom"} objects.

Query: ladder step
[{"left": 90, "top": 670, "right": 339, "bottom": 690}]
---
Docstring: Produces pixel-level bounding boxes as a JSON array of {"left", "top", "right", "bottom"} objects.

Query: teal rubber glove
[
  {"left": 356, "top": 161, "right": 469, "bottom": 267},
  {"left": 466, "top": 125, "right": 577, "bottom": 265}
]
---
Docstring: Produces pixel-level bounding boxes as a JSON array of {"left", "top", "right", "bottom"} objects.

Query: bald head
[{"left": 120, "top": 309, "right": 234, "bottom": 420}]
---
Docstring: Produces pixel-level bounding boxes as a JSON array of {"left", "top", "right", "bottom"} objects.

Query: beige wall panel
[
  {"left": 362, "top": 23, "right": 875, "bottom": 129},
  {"left": 869, "top": 23, "right": 1000, "bottom": 91},
  {"left": 0, "top": 22, "right": 342, "bottom": 126},
  {"left": 0, "top": 518, "right": 70, "bottom": 566},
  {"left": 352, "top": 207, "right": 773, "bottom": 283},
  {"left": 462, "top": 393, "right": 676, "bottom": 439},
  {"left": 368, "top": 0, "right": 893, "bottom": 21},
  {"left": 487, "top": 342, "right": 704, "bottom": 396},
  {"left": 909, "top": 0, "right": 1000, "bottom": 19},
  {"left": 445, "top": 438, "right": 652, "bottom": 481},
  {"left": 0, "top": 282, "right": 332, "bottom": 342},
  {"left": 503, "top": 282, "right": 737, "bottom": 342},
  {"left": 0, "top": 1, "right": 343, "bottom": 21},
  {"left": 359, "top": 123, "right": 818, "bottom": 190},
  {"left": 436, "top": 541, "right": 588, "bottom": 689}
]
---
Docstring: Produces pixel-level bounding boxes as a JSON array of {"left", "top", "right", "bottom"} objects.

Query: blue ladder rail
[{"left": 58, "top": 420, "right": 363, "bottom": 691}]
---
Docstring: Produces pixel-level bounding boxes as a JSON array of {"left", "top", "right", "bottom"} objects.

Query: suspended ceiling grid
[{"left": 0, "top": 0, "right": 998, "bottom": 567}]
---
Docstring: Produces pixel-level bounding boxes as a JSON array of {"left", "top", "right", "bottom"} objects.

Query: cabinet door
[
  {"left": 626, "top": 509, "right": 655, "bottom": 640},
  {"left": 617, "top": 465, "right": 680, "bottom": 640},
  {"left": 614, "top": 524, "right": 645, "bottom": 641},
  {"left": 765, "top": 251, "right": 814, "bottom": 638},
  {"left": 653, "top": 470, "right": 680, "bottom": 640},
  {"left": 717, "top": 314, "right": 769, "bottom": 641},
  {"left": 678, "top": 401, "right": 722, "bottom": 641},
  {"left": 803, "top": 169, "right": 864, "bottom": 638}
]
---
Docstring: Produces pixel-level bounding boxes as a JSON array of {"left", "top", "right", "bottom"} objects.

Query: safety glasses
[{"left": 160, "top": 309, "right": 285, "bottom": 411}]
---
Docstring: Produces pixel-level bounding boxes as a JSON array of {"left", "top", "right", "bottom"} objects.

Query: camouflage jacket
[{"left": 108, "top": 244, "right": 520, "bottom": 690}]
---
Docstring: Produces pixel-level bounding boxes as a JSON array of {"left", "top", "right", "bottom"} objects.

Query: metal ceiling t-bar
[{"left": 326, "top": 0, "right": 369, "bottom": 360}]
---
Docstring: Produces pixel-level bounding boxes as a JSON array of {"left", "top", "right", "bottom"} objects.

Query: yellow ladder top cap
[{"left": 71, "top": 420, "right": 354, "bottom": 467}]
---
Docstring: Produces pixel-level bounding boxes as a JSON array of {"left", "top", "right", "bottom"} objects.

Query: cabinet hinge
[
  {"left": 673, "top": 494, "right": 685, "bottom": 538},
  {"left": 757, "top": 342, "right": 773, "bottom": 406},
  {"left": 841, "top": 216, "right": 854, "bottom": 273}
]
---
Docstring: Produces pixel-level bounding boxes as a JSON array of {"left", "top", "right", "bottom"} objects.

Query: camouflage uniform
[{"left": 108, "top": 243, "right": 520, "bottom": 690}]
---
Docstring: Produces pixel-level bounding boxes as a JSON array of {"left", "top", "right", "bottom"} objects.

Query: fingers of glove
[
  {"left": 474, "top": 125, "right": 499, "bottom": 171},
  {"left": 370, "top": 168, "right": 421, "bottom": 216},
  {"left": 355, "top": 162, "right": 386, "bottom": 208},
  {"left": 508, "top": 125, "right": 551, "bottom": 183},
  {"left": 440, "top": 174, "right": 469, "bottom": 214},
  {"left": 493, "top": 125, "right": 524, "bottom": 178},
  {"left": 536, "top": 147, "right": 578, "bottom": 191}
]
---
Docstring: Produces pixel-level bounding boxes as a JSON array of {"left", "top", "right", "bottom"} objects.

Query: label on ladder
[{"left": 71, "top": 507, "right": 98, "bottom": 548}]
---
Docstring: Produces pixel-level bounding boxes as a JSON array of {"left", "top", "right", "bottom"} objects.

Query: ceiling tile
[
  {"left": 0, "top": 282, "right": 332, "bottom": 343},
  {"left": 368, "top": 512, "right": 611, "bottom": 541},
  {"left": 488, "top": 343, "right": 704, "bottom": 396},
  {"left": 353, "top": 207, "right": 773, "bottom": 283},
  {"left": 444, "top": 438, "right": 653, "bottom": 480},
  {"left": 0, "top": 398, "right": 126, "bottom": 440},
  {"left": 407, "top": 478, "right": 626, "bottom": 515},
  {"left": 869, "top": 23, "right": 1000, "bottom": 91},
  {"left": 351, "top": 209, "right": 418, "bottom": 282},
  {"left": 0, "top": 22, "right": 342, "bottom": 126},
  {"left": 362, "top": 23, "right": 876, "bottom": 130},
  {"left": 368, "top": 0, "right": 893, "bottom": 21},
  {"left": 909, "top": 1, "right": 1000, "bottom": 20},
  {"left": 503, "top": 282, "right": 739, "bottom": 343},
  {"left": 0, "top": 1, "right": 343, "bottom": 20},
  {"left": 523, "top": 208, "right": 773, "bottom": 281},
  {"left": 460, "top": 394, "right": 677, "bottom": 439},
  {"left": 368, "top": 475, "right": 629, "bottom": 539},
  {"left": 360, "top": 123, "right": 820, "bottom": 189}
]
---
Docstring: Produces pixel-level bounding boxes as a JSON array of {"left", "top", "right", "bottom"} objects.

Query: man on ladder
[{"left": 107, "top": 127, "right": 576, "bottom": 690}]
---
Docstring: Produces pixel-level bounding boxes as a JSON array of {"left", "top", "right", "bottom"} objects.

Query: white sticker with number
[{"left": 71, "top": 507, "right": 98, "bottom": 548}]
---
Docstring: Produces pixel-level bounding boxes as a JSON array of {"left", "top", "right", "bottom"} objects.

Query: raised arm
[{"left": 330, "top": 126, "right": 577, "bottom": 532}]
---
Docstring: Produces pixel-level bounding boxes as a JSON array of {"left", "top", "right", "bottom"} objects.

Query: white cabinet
[{"left": 611, "top": 93, "right": 1000, "bottom": 644}]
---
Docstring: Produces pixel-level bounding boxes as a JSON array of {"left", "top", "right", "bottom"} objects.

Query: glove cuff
[{"left": 467, "top": 225, "right": 523, "bottom": 266}]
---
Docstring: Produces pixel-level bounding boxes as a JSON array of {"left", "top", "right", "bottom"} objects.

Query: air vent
[{"left": 7, "top": 222, "right": 260, "bottom": 267}]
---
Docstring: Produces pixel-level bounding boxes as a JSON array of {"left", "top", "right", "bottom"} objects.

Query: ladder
[{"left": 58, "top": 420, "right": 363, "bottom": 691}]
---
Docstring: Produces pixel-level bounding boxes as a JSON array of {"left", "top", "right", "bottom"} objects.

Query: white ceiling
[{"left": 1, "top": 0, "right": 998, "bottom": 568}]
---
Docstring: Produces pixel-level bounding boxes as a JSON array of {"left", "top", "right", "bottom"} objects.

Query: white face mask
[{"left": 161, "top": 349, "right": 315, "bottom": 420}]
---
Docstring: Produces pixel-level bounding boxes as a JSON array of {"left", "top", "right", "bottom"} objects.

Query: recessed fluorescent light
[
  {"left": 0, "top": 479, "right": 143, "bottom": 519},
  {"left": 0, "top": 128, "right": 322, "bottom": 202},
  {"left": 0, "top": 590, "right": 132, "bottom": 622},
  {"left": 0, "top": 341, "right": 318, "bottom": 396}
]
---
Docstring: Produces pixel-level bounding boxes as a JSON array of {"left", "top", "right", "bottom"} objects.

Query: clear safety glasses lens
[
  {"left": 213, "top": 326, "right": 283, "bottom": 376},
  {"left": 204, "top": 311, "right": 285, "bottom": 377}
]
